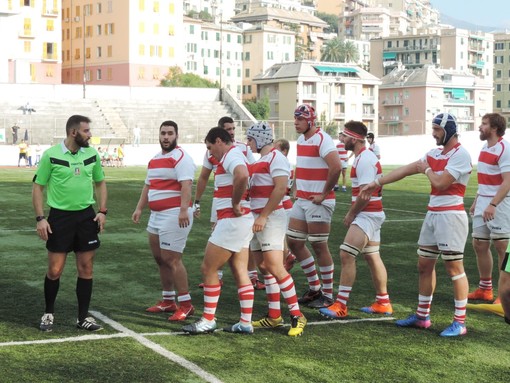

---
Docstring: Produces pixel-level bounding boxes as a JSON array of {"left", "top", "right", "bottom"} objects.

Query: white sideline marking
[
  {"left": 0, "top": 314, "right": 395, "bottom": 381},
  {"left": 90, "top": 311, "right": 224, "bottom": 383}
]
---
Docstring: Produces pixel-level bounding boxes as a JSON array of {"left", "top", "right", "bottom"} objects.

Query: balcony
[
  {"left": 42, "top": 53, "right": 58, "bottom": 62},
  {"left": 382, "top": 98, "right": 403, "bottom": 106},
  {"left": 42, "top": 9, "right": 59, "bottom": 17},
  {"left": 443, "top": 98, "right": 475, "bottom": 105},
  {"left": 19, "top": 29, "right": 35, "bottom": 39}
]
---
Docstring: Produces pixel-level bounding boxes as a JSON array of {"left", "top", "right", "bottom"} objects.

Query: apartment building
[
  {"left": 184, "top": 16, "right": 243, "bottom": 98},
  {"left": 184, "top": 0, "right": 236, "bottom": 22},
  {"left": 241, "top": 24, "right": 295, "bottom": 100},
  {"left": 253, "top": 61, "right": 380, "bottom": 132},
  {"left": 0, "top": 0, "right": 62, "bottom": 84},
  {"left": 236, "top": 0, "right": 317, "bottom": 15},
  {"left": 379, "top": 66, "right": 492, "bottom": 136},
  {"left": 371, "top": 27, "right": 494, "bottom": 84},
  {"left": 494, "top": 32, "right": 510, "bottom": 125},
  {"left": 339, "top": 0, "right": 439, "bottom": 40},
  {"left": 61, "top": 0, "right": 184, "bottom": 86}
]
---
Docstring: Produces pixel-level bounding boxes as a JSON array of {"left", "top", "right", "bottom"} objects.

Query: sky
[{"left": 431, "top": 0, "right": 510, "bottom": 29}]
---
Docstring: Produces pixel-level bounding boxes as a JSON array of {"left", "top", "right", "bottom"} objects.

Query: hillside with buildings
[{"left": 0, "top": 0, "right": 508, "bottom": 144}]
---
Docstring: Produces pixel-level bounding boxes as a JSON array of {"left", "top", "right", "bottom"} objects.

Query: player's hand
[
  {"left": 36, "top": 219, "right": 52, "bottom": 241},
  {"left": 193, "top": 202, "right": 201, "bottom": 218},
  {"left": 232, "top": 203, "right": 244, "bottom": 217},
  {"left": 416, "top": 160, "right": 429, "bottom": 174},
  {"left": 343, "top": 212, "right": 355, "bottom": 227},
  {"left": 308, "top": 194, "right": 325, "bottom": 205},
  {"left": 178, "top": 209, "right": 190, "bottom": 228},
  {"left": 359, "top": 182, "right": 376, "bottom": 200},
  {"left": 482, "top": 204, "right": 496, "bottom": 222},
  {"left": 253, "top": 216, "right": 267, "bottom": 232},
  {"left": 132, "top": 209, "right": 142, "bottom": 224}
]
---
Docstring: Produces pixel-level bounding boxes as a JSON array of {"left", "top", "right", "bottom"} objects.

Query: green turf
[{"left": 1, "top": 166, "right": 509, "bottom": 383}]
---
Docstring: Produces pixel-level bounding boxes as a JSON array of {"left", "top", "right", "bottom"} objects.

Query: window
[
  {"left": 46, "top": 20, "right": 54, "bottom": 31},
  {"left": 189, "top": 25, "right": 194, "bottom": 34},
  {"left": 86, "top": 47, "right": 91, "bottom": 58},
  {"left": 496, "top": 100, "right": 501, "bottom": 108},
  {"left": 245, "top": 52, "right": 250, "bottom": 61},
  {"left": 24, "top": 41, "right": 31, "bottom": 52},
  {"left": 497, "top": 84, "right": 502, "bottom": 91},
  {"left": 226, "top": 68, "right": 230, "bottom": 76},
  {"left": 237, "top": 69, "right": 241, "bottom": 77},
  {"left": 139, "top": 22, "right": 145, "bottom": 33},
  {"left": 497, "top": 70, "right": 502, "bottom": 78},
  {"left": 169, "top": 25, "right": 174, "bottom": 36},
  {"left": 139, "top": 44, "right": 145, "bottom": 55},
  {"left": 245, "top": 68, "right": 250, "bottom": 78},
  {"left": 226, "top": 51, "right": 230, "bottom": 60},
  {"left": 169, "top": 47, "right": 174, "bottom": 58},
  {"left": 76, "top": 26, "right": 82, "bottom": 38},
  {"left": 84, "top": 3, "right": 92, "bottom": 16},
  {"left": 267, "top": 51, "right": 274, "bottom": 59},
  {"left": 227, "top": 34, "right": 231, "bottom": 43},
  {"left": 96, "top": 25, "right": 102, "bottom": 35},
  {"left": 23, "top": 18, "right": 31, "bottom": 35},
  {"left": 107, "top": 68, "right": 112, "bottom": 80},
  {"left": 387, "top": 41, "right": 392, "bottom": 48},
  {"left": 495, "top": 42, "right": 504, "bottom": 50},
  {"left": 169, "top": 2, "right": 174, "bottom": 13},
  {"left": 204, "top": 66, "right": 208, "bottom": 75},
  {"left": 97, "top": 2, "right": 102, "bottom": 13},
  {"left": 139, "top": 0, "right": 144, "bottom": 10},
  {"left": 285, "top": 53, "right": 289, "bottom": 61},
  {"left": 244, "top": 35, "right": 252, "bottom": 44},
  {"left": 105, "top": 23, "right": 114, "bottom": 35},
  {"left": 153, "top": 1, "right": 159, "bottom": 12},
  {"left": 75, "top": 48, "right": 80, "bottom": 59},
  {"left": 107, "top": 45, "right": 112, "bottom": 57},
  {"left": 237, "top": 35, "right": 242, "bottom": 43},
  {"left": 86, "top": 26, "right": 93, "bottom": 37},
  {"left": 216, "top": 32, "right": 220, "bottom": 41},
  {"left": 153, "top": 23, "right": 159, "bottom": 34},
  {"left": 96, "top": 69, "right": 102, "bottom": 80},
  {"left": 97, "top": 46, "right": 102, "bottom": 57},
  {"left": 138, "top": 67, "right": 145, "bottom": 79}
]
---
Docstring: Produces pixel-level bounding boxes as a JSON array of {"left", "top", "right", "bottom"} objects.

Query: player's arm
[
  {"left": 253, "top": 175, "right": 287, "bottom": 232},
  {"left": 359, "top": 161, "right": 420, "bottom": 200},
  {"left": 194, "top": 166, "right": 212, "bottom": 218},
  {"left": 179, "top": 180, "right": 193, "bottom": 227},
  {"left": 482, "top": 172, "right": 510, "bottom": 220},
  {"left": 344, "top": 183, "right": 371, "bottom": 227},
  {"left": 232, "top": 164, "right": 249, "bottom": 216},
  {"left": 310, "top": 151, "right": 341, "bottom": 204},
  {"left": 132, "top": 184, "right": 149, "bottom": 224}
]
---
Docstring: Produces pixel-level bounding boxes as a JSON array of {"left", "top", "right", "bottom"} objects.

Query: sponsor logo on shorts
[
  {"left": 311, "top": 215, "right": 321, "bottom": 219},
  {"left": 262, "top": 243, "right": 270, "bottom": 247},
  {"left": 438, "top": 242, "right": 448, "bottom": 247},
  {"left": 162, "top": 241, "right": 172, "bottom": 247},
  {"left": 88, "top": 240, "right": 98, "bottom": 244}
]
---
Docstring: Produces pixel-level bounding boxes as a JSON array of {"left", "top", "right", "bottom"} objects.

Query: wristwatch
[{"left": 36, "top": 216, "right": 46, "bottom": 222}]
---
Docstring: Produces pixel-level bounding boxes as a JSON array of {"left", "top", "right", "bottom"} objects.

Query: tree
[
  {"left": 160, "top": 66, "right": 218, "bottom": 88},
  {"left": 243, "top": 95, "right": 270, "bottom": 120},
  {"left": 316, "top": 12, "right": 339, "bottom": 34},
  {"left": 321, "top": 38, "right": 344, "bottom": 62},
  {"left": 321, "top": 38, "right": 359, "bottom": 63}
]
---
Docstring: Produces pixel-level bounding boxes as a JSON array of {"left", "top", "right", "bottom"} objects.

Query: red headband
[{"left": 343, "top": 129, "right": 365, "bottom": 140}]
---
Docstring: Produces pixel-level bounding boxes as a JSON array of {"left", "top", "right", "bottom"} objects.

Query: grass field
[{"left": 1, "top": 166, "right": 509, "bottom": 383}]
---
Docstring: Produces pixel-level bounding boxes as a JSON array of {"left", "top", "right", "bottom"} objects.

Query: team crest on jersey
[{"left": 74, "top": 167, "right": 81, "bottom": 176}]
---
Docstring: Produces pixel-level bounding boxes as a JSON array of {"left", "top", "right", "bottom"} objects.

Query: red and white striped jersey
[
  {"left": 295, "top": 128, "right": 337, "bottom": 201},
  {"left": 282, "top": 168, "right": 294, "bottom": 210},
  {"left": 337, "top": 142, "right": 348, "bottom": 161},
  {"left": 145, "top": 147, "right": 195, "bottom": 211},
  {"left": 350, "top": 148, "right": 383, "bottom": 213},
  {"left": 476, "top": 138, "right": 510, "bottom": 197},
  {"left": 423, "top": 143, "right": 472, "bottom": 212},
  {"left": 249, "top": 148, "right": 290, "bottom": 213},
  {"left": 214, "top": 146, "right": 251, "bottom": 220},
  {"left": 202, "top": 140, "right": 255, "bottom": 173}
]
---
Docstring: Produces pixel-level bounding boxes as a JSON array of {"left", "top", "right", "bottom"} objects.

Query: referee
[{"left": 32, "top": 115, "right": 107, "bottom": 332}]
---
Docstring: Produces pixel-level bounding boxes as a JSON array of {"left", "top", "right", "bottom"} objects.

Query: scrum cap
[
  {"left": 294, "top": 104, "right": 316, "bottom": 128},
  {"left": 432, "top": 113, "right": 457, "bottom": 145},
  {"left": 247, "top": 121, "right": 273, "bottom": 151}
]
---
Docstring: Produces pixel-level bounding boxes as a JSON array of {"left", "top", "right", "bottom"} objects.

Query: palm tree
[
  {"left": 321, "top": 38, "right": 344, "bottom": 62},
  {"left": 321, "top": 38, "right": 360, "bottom": 63},
  {"left": 342, "top": 41, "right": 359, "bottom": 63}
]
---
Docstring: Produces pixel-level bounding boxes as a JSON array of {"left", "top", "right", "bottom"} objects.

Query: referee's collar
[{"left": 60, "top": 140, "right": 85, "bottom": 154}]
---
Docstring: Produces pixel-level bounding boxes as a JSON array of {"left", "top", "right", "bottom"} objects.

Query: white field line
[
  {"left": 0, "top": 314, "right": 395, "bottom": 382},
  {"left": 90, "top": 311, "right": 224, "bottom": 383}
]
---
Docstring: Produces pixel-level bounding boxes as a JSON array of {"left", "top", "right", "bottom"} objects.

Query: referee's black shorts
[{"left": 46, "top": 206, "right": 100, "bottom": 253}]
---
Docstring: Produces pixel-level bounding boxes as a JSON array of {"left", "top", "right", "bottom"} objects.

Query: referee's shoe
[{"left": 77, "top": 316, "right": 103, "bottom": 331}]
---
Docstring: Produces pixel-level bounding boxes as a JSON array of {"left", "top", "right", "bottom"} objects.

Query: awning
[
  {"left": 383, "top": 52, "right": 396, "bottom": 59},
  {"left": 452, "top": 89, "right": 465, "bottom": 98},
  {"left": 313, "top": 65, "right": 358, "bottom": 74}
]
